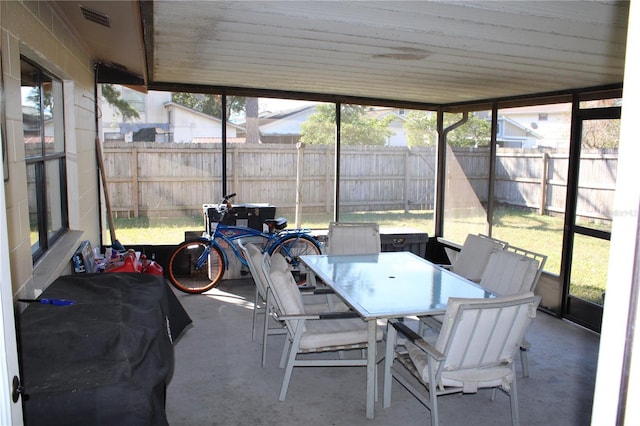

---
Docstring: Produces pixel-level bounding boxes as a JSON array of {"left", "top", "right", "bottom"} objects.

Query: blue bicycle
[{"left": 168, "top": 193, "right": 322, "bottom": 293}]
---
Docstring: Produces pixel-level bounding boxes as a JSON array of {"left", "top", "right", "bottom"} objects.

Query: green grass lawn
[{"left": 112, "top": 207, "right": 608, "bottom": 304}]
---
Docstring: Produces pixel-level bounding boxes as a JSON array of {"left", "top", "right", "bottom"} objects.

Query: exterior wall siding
[{"left": 2, "top": 1, "right": 99, "bottom": 298}]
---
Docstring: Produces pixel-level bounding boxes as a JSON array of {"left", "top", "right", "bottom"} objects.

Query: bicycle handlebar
[{"left": 214, "top": 193, "right": 237, "bottom": 214}]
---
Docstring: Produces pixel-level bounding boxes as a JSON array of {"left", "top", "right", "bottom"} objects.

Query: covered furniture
[
  {"left": 384, "top": 293, "right": 541, "bottom": 426},
  {"left": 18, "top": 273, "right": 191, "bottom": 426}
]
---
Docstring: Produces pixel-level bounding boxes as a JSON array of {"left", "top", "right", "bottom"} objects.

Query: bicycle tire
[
  {"left": 168, "top": 240, "right": 225, "bottom": 293},
  {"left": 271, "top": 234, "right": 321, "bottom": 286}
]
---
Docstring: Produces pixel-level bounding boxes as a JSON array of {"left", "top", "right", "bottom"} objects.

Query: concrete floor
[{"left": 165, "top": 278, "right": 599, "bottom": 426}]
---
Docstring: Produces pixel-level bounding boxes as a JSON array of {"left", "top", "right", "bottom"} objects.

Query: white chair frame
[{"left": 384, "top": 294, "right": 541, "bottom": 426}]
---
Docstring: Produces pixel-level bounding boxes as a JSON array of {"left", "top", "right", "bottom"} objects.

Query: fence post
[
  {"left": 132, "top": 147, "right": 139, "bottom": 217},
  {"left": 325, "top": 148, "right": 332, "bottom": 214},
  {"left": 232, "top": 146, "right": 239, "bottom": 196},
  {"left": 539, "top": 152, "right": 548, "bottom": 215},
  {"left": 295, "top": 143, "right": 305, "bottom": 228},
  {"left": 404, "top": 148, "right": 409, "bottom": 213}
]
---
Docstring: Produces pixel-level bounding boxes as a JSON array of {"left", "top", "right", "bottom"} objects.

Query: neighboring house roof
[
  {"left": 191, "top": 137, "right": 246, "bottom": 143},
  {"left": 163, "top": 102, "right": 246, "bottom": 131},
  {"left": 500, "top": 116, "right": 544, "bottom": 140},
  {"left": 257, "top": 105, "right": 317, "bottom": 136},
  {"left": 365, "top": 108, "right": 407, "bottom": 122},
  {"left": 500, "top": 104, "right": 571, "bottom": 115},
  {"left": 259, "top": 105, "right": 316, "bottom": 122}
]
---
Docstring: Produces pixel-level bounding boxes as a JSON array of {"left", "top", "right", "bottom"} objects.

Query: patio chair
[
  {"left": 424, "top": 247, "right": 546, "bottom": 377},
  {"left": 503, "top": 244, "right": 547, "bottom": 294},
  {"left": 305, "top": 221, "right": 381, "bottom": 288},
  {"left": 326, "top": 222, "right": 381, "bottom": 255},
  {"left": 239, "top": 242, "right": 347, "bottom": 368},
  {"left": 478, "top": 249, "right": 541, "bottom": 297},
  {"left": 264, "top": 256, "right": 384, "bottom": 402},
  {"left": 483, "top": 245, "right": 547, "bottom": 378},
  {"left": 384, "top": 293, "right": 541, "bottom": 426},
  {"left": 443, "top": 234, "right": 508, "bottom": 282},
  {"left": 417, "top": 234, "right": 507, "bottom": 334}
]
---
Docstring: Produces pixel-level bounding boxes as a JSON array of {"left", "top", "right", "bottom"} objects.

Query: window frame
[{"left": 21, "top": 56, "right": 68, "bottom": 261}]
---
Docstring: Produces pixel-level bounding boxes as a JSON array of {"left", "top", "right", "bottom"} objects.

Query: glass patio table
[{"left": 300, "top": 251, "right": 494, "bottom": 419}]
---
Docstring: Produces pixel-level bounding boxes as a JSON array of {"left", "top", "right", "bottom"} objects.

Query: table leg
[
  {"left": 383, "top": 321, "right": 397, "bottom": 408},
  {"left": 366, "top": 319, "right": 376, "bottom": 419}
]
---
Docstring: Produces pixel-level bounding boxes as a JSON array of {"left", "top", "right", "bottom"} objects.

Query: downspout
[
  {"left": 221, "top": 93, "right": 227, "bottom": 196},
  {"left": 333, "top": 102, "right": 341, "bottom": 222},
  {"left": 93, "top": 65, "right": 104, "bottom": 248},
  {"left": 487, "top": 104, "right": 498, "bottom": 235},
  {"left": 434, "top": 110, "right": 468, "bottom": 237}
]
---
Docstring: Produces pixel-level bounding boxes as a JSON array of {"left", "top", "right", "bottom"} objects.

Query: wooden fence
[{"left": 102, "top": 142, "right": 617, "bottom": 222}]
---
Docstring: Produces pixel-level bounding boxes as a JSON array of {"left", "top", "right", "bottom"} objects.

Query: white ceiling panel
[{"left": 53, "top": 1, "right": 629, "bottom": 105}]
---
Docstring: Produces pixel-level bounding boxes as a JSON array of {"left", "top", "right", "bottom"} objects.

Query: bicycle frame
[{"left": 194, "top": 222, "right": 318, "bottom": 272}]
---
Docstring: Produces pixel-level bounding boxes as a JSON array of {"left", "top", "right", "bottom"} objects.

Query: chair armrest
[{"left": 389, "top": 319, "right": 445, "bottom": 361}]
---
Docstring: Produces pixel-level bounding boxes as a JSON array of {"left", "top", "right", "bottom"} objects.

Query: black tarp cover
[{"left": 18, "top": 273, "right": 192, "bottom": 425}]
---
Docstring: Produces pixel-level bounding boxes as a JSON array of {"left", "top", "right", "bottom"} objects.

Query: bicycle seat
[{"left": 264, "top": 217, "right": 288, "bottom": 231}]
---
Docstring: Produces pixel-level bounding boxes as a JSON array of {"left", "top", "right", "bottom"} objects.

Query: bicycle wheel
[
  {"left": 271, "top": 235, "right": 321, "bottom": 286},
  {"left": 168, "top": 240, "right": 225, "bottom": 293}
]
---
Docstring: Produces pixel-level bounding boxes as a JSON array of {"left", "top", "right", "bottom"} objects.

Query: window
[{"left": 21, "top": 58, "right": 68, "bottom": 261}]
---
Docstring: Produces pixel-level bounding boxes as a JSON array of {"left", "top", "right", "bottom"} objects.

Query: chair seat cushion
[
  {"left": 300, "top": 318, "right": 383, "bottom": 350},
  {"left": 405, "top": 341, "right": 513, "bottom": 392}
]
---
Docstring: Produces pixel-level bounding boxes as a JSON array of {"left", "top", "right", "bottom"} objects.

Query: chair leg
[
  {"left": 261, "top": 312, "right": 270, "bottom": 368},
  {"left": 427, "top": 358, "right": 439, "bottom": 426},
  {"left": 279, "top": 338, "right": 291, "bottom": 369},
  {"left": 509, "top": 373, "right": 520, "bottom": 426},
  {"left": 252, "top": 287, "right": 260, "bottom": 341},
  {"left": 279, "top": 324, "right": 304, "bottom": 401},
  {"left": 520, "top": 346, "right": 530, "bottom": 378},
  {"left": 279, "top": 352, "right": 296, "bottom": 401}
]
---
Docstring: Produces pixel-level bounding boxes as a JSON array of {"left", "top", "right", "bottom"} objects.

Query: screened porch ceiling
[{"left": 52, "top": 1, "right": 629, "bottom": 106}]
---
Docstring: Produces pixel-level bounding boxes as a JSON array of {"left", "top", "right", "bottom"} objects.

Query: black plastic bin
[
  {"left": 203, "top": 203, "right": 276, "bottom": 234},
  {"left": 380, "top": 231, "right": 429, "bottom": 257}
]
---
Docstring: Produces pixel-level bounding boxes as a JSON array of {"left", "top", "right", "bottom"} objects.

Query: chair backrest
[
  {"left": 269, "top": 251, "right": 291, "bottom": 272},
  {"left": 326, "top": 222, "right": 381, "bottom": 255},
  {"left": 436, "top": 293, "right": 540, "bottom": 380},
  {"left": 267, "top": 265, "right": 308, "bottom": 334},
  {"left": 239, "top": 241, "right": 268, "bottom": 299},
  {"left": 449, "top": 234, "right": 507, "bottom": 282},
  {"left": 504, "top": 244, "right": 547, "bottom": 292},
  {"left": 479, "top": 250, "right": 540, "bottom": 296}
]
